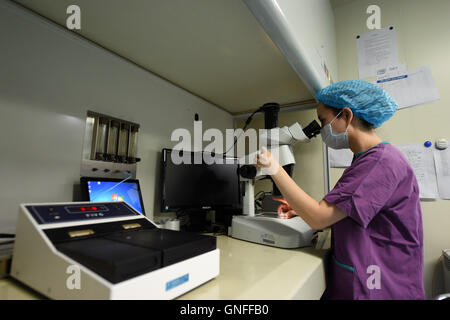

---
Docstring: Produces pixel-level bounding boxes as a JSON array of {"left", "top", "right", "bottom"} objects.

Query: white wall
[
  {"left": 333, "top": 0, "right": 450, "bottom": 298},
  {"left": 0, "top": 0, "right": 233, "bottom": 232}
]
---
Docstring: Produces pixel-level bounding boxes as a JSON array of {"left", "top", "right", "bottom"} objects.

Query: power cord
[
  {"left": 225, "top": 107, "right": 262, "bottom": 154},
  {"left": 254, "top": 191, "right": 271, "bottom": 212}
]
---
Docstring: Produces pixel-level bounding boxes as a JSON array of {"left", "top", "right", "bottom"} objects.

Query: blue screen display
[{"left": 87, "top": 180, "right": 143, "bottom": 214}]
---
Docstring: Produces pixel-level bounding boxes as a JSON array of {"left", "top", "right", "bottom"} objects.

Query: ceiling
[
  {"left": 13, "top": 0, "right": 315, "bottom": 115},
  {"left": 330, "top": 0, "right": 358, "bottom": 9}
]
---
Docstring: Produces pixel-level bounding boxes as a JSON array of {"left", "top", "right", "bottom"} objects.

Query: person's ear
[{"left": 342, "top": 107, "right": 353, "bottom": 126}]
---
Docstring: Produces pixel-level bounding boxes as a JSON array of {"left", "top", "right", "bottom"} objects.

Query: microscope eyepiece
[{"left": 303, "top": 120, "right": 321, "bottom": 139}]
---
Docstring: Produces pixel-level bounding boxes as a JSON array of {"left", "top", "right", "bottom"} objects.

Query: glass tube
[
  {"left": 128, "top": 126, "right": 139, "bottom": 161},
  {"left": 95, "top": 118, "right": 109, "bottom": 160},
  {"left": 107, "top": 121, "right": 119, "bottom": 161},
  {"left": 117, "top": 123, "right": 129, "bottom": 162}
]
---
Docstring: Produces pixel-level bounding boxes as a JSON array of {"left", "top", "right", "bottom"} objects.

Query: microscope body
[
  {"left": 238, "top": 121, "right": 319, "bottom": 215},
  {"left": 230, "top": 103, "right": 321, "bottom": 248}
]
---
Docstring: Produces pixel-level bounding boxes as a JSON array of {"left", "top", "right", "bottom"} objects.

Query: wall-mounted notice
[
  {"left": 376, "top": 62, "right": 406, "bottom": 80},
  {"left": 375, "top": 66, "right": 440, "bottom": 109},
  {"left": 356, "top": 26, "right": 399, "bottom": 79},
  {"left": 328, "top": 142, "right": 450, "bottom": 200},
  {"left": 434, "top": 148, "right": 450, "bottom": 199},
  {"left": 396, "top": 143, "right": 439, "bottom": 199}
]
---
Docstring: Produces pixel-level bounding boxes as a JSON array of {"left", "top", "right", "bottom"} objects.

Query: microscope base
[{"left": 229, "top": 213, "right": 315, "bottom": 249}]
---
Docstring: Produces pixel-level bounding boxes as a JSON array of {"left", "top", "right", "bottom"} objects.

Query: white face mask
[{"left": 320, "top": 111, "right": 350, "bottom": 149}]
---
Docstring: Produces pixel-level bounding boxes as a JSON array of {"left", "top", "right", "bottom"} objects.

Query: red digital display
[
  {"left": 65, "top": 205, "right": 106, "bottom": 214},
  {"left": 79, "top": 206, "right": 98, "bottom": 212}
]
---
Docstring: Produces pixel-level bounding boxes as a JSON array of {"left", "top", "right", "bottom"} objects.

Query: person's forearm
[
  {"left": 255, "top": 147, "right": 346, "bottom": 228},
  {"left": 271, "top": 165, "right": 324, "bottom": 229}
]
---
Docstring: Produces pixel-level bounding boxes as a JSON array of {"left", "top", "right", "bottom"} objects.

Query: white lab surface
[{"left": 2, "top": 234, "right": 328, "bottom": 300}]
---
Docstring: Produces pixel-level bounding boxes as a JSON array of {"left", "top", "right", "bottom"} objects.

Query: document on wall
[
  {"left": 356, "top": 26, "right": 399, "bottom": 79},
  {"left": 376, "top": 62, "right": 407, "bottom": 80},
  {"left": 375, "top": 66, "right": 440, "bottom": 109},
  {"left": 434, "top": 148, "right": 450, "bottom": 199},
  {"left": 396, "top": 144, "right": 439, "bottom": 199},
  {"left": 329, "top": 148, "right": 353, "bottom": 168}
]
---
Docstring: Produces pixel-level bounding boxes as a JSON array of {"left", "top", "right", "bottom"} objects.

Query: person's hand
[
  {"left": 273, "top": 197, "right": 297, "bottom": 219},
  {"left": 278, "top": 209, "right": 297, "bottom": 219},
  {"left": 255, "top": 146, "right": 280, "bottom": 176}
]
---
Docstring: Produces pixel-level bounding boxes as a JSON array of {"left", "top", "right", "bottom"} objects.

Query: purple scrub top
[{"left": 322, "top": 142, "right": 425, "bottom": 300}]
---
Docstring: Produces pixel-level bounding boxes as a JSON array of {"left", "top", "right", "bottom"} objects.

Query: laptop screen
[{"left": 84, "top": 179, "right": 145, "bottom": 214}]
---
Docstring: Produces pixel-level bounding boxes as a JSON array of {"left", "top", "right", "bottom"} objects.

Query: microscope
[{"left": 229, "top": 103, "right": 321, "bottom": 249}]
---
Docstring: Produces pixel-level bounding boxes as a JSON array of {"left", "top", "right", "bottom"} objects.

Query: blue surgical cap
[{"left": 315, "top": 80, "right": 398, "bottom": 128}]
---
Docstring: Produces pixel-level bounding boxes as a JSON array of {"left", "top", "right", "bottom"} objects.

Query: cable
[
  {"left": 0, "top": 240, "right": 14, "bottom": 246},
  {"left": 225, "top": 107, "right": 262, "bottom": 154},
  {"left": 0, "top": 234, "right": 15, "bottom": 239},
  {"left": 254, "top": 191, "right": 271, "bottom": 212},
  {"left": 255, "top": 199, "right": 263, "bottom": 210},
  {"left": 254, "top": 190, "right": 266, "bottom": 200},
  {"left": 97, "top": 170, "right": 133, "bottom": 199}
]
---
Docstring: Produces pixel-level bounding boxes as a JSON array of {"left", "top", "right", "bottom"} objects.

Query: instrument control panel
[{"left": 26, "top": 202, "right": 141, "bottom": 224}]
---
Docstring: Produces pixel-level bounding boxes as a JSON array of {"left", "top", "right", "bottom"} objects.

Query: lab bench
[{"left": 0, "top": 235, "right": 329, "bottom": 300}]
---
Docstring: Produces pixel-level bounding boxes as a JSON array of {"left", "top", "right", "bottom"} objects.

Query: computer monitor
[
  {"left": 160, "top": 148, "right": 241, "bottom": 213},
  {"left": 80, "top": 177, "right": 146, "bottom": 215}
]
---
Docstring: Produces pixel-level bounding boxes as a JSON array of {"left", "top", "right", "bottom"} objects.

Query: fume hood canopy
[{"left": 14, "top": 0, "right": 336, "bottom": 114}]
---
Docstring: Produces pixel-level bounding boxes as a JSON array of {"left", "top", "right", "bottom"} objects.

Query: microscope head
[{"left": 238, "top": 119, "right": 321, "bottom": 181}]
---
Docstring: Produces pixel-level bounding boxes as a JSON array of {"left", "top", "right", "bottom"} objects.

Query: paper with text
[
  {"left": 357, "top": 26, "right": 399, "bottom": 79},
  {"left": 396, "top": 143, "right": 439, "bottom": 199},
  {"left": 375, "top": 66, "right": 440, "bottom": 109},
  {"left": 434, "top": 148, "right": 450, "bottom": 199}
]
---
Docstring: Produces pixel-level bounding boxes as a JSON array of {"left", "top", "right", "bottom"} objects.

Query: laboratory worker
[{"left": 255, "top": 80, "right": 425, "bottom": 300}]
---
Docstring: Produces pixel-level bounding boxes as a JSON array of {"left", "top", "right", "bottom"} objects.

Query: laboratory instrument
[
  {"left": 11, "top": 201, "right": 219, "bottom": 299},
  {"left": 229, "top": 103, "right": 321, "bottom": 249}
]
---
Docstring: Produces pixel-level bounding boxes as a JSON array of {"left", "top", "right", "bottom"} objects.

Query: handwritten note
[
  {"left": 434, "top": 148, "right": 450, "bottom": 199},
  {"left": 396, "top": 144, "right": 439, "bottom": 199}
]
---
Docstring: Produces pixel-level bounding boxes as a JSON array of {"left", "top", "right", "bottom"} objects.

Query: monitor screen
[
  {"left": 80, "top": 177, "right": 145, "bottom": 215},
  {"left": 161, "top": 149, "right": 241, "bottom": 212}
]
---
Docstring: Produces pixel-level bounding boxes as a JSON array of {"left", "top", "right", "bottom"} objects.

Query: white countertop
[
  {"left": 0, "top": 234, "right": 329, "bottom": 300},
  {"left": 179, "top": 235, "right": 328, "bottom": 300}
]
